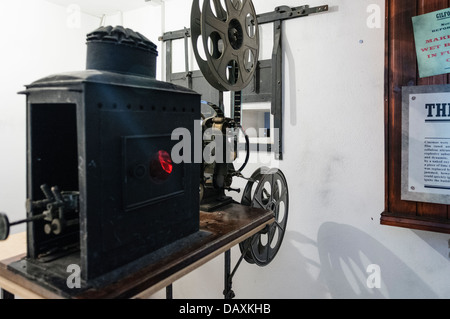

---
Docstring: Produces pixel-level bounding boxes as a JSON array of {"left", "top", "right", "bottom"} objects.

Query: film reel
[
  {"left": 239, "top": 167, "right": 289, "bottom": 266},
  {"left": 191, "top": 0, "right": 259, "bottom": 92}
]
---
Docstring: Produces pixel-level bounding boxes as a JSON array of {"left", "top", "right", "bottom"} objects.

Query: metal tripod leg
[
  {"left": 166, "top": 284, "right": 173, "bottom": 299},
  {"left": 223, "top": 250, "right": 235, "bottom": 299},
  {"left": 223, "top": 236, "right": 255, "bottom": 299}
]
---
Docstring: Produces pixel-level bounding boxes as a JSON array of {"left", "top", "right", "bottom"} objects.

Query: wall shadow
[
  {"left": 411, "top": 229, "right": 450, "bottom": 260},
  {"left": 316, "top": 222, "right": 438, "bottom": 299},
  {"left": 266, "top": 230, "right": 329, "bottom": 299}
]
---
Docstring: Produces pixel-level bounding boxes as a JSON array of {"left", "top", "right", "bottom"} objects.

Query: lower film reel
[
  {"left": 191, "top": 0, "right": 259, "bottom": 92},
  {"left": 239, "top": 167, "right": 289, "bottom": 266}
]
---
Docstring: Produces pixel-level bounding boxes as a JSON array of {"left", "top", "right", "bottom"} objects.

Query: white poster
[{"left": 402, "top": 85, "right": 450, "bottom": 204}]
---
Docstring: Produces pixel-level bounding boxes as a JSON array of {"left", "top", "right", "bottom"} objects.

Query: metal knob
[
  {"left": 0, "top": 213, "right": 10, "bottom": 241},
  {"left": 0, "top": 212, "right": 45, "bottom": 241}
]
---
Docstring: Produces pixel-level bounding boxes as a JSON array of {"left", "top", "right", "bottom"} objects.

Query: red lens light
[
  {"left": 158, "top": 150, "right": 173, "bottom": 174},
  {"left": 150, "top": 150, "right": 173, "bottom": 183}
]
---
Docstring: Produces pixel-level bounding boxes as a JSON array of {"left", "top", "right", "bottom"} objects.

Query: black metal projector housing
[{"left": 11, "top": 26, "right": 201, "bottom": 282}]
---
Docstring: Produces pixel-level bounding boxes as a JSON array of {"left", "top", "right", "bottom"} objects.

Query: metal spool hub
[
  {"left": 239, "top": 167, "right": 289, "bottom": 266},
  {"left": 191, "top": 0, "right": 259, "bottom": 92}
]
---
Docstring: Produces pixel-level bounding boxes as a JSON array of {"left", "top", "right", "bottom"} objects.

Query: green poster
[{"left": 413, "top": 8, "right": 450, "bottom": 78}]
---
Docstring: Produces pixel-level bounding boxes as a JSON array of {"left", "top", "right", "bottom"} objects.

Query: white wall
[{"left": 0, "top": 0, "right": 448, "bottom": 299}]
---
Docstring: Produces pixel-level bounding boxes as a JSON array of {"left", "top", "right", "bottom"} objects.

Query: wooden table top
[{"left": 0, "top": 204, "right": 273, "bottom": 299}]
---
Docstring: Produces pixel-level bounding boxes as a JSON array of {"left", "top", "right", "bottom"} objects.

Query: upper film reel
[{"left": 191, "top": 0, "right": 260, "bottom": 92}]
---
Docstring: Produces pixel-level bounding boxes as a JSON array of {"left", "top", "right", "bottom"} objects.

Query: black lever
[{"left": 0, "top": 184, "right": 79, "bottom": 241}]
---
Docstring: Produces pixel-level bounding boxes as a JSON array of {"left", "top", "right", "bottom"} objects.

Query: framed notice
[
  {"left": 402, "top": 85, "right": 450, "bottom": 205},
  {"left": 412, "top": 7, "right": 450, "bottom": 78}
]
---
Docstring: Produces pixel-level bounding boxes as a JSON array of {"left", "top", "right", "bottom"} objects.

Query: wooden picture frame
[{"left": 382, "top": 0, "right": 450, "bottom": 234}]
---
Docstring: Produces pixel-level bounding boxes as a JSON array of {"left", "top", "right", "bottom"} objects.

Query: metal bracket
[
  {"left": 223, "top": 234, "right": 257, "bottom": 299},
  {"left": 257, "top": 4, "right": 329, "bottom": 24},
  {"left": 160, "top": 4, "right": 329, "bottom": 161},
  {"left": 164, "top": 237, "right": 256, "bottom": 299}
]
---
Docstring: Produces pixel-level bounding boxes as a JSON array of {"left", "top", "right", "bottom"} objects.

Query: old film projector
[
  {"left": 192, "top": 0, "right": 289, "bottom": 266},
  {"left": 0, "top": 0, "right": 289, "bottom": 292}
]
